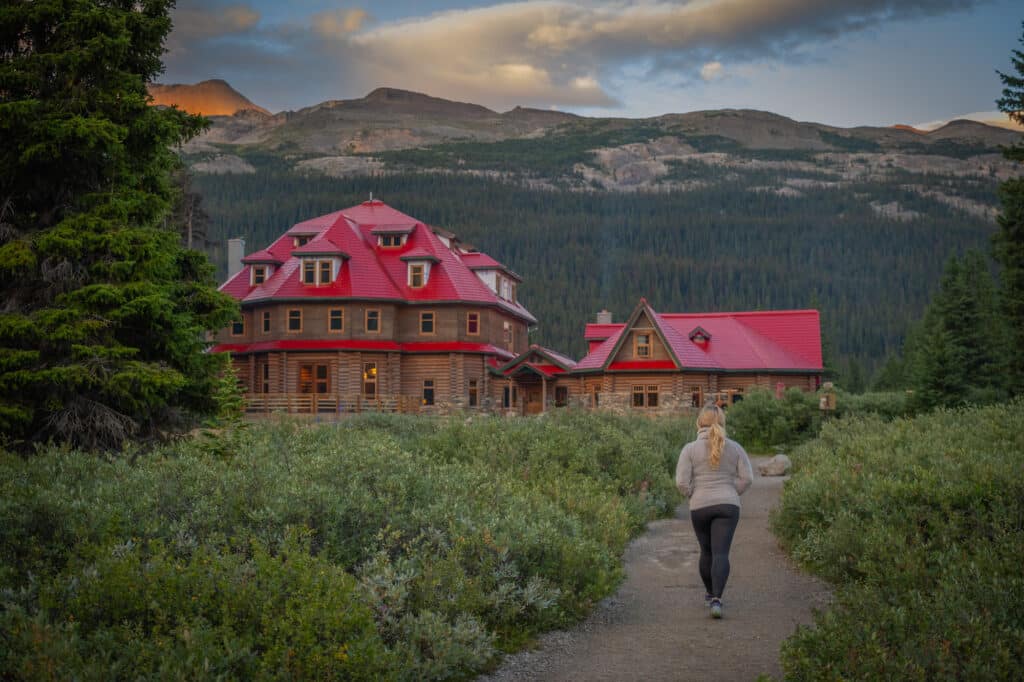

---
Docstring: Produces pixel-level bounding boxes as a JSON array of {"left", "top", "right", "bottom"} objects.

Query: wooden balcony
[{"left": 244, "top": 393, "right": 422, "bottom": 416}]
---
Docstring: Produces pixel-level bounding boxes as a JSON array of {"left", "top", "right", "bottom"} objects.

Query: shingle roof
[
  {"left": 577, "top": 301, "right": 822, "bottom": 372},
  {"left": 218, "top": 200, "right": 536, "bottom": 324}
]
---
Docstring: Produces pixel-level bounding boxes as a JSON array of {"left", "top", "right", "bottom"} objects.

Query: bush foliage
[
  {"left": 727, "top": 388, "right": 909, "bottom": 451},
  {"left": 0, "top": 411, "right": 685, "bottom": 679},
  {"left": 773, "top": 401, "right": 1024, "bottom": 679}
]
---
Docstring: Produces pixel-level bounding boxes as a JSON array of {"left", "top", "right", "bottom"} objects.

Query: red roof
[
  {"left": 292, "top": 238, "right": 350, "bottom": 257},
  {"left": 607, "top": 360, "right": 678, "bottom": 371},
  {"left": 461, "top": 252, "right": 523, "bottom": 281},
  {"left": 212, "top": 340, "right": 515, "bottom": 359},
  {"left": 577, "top": 301, "right": 822, "bottom": 373},
  {"left": 496, "top": 344, "right": 578, "bottom": 377},
  {"left": 219, "top": 200, "right": 536, "bottom": 324},
  {"left": 241, "top": 249, "right": 283, "bottom": 264}
]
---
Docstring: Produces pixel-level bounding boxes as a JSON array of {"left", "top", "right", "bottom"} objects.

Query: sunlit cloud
[
  {"left": 164, "top": 0, "right": 992, "bottom": 113},
  {"left": 311, "top": 9, "right": 368, "bottom": 39},
  {"left": 700, "top": 61, "right": 725, "bottom": 82}
]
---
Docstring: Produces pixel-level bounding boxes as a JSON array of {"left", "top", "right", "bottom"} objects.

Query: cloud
[
  {"left": 163, "top": 0, "right": 990, "bottom": 113},
  {"left": 915, "top": 111, "right": 1024, "bottom": 131},
  {"left": 311, "top": 9, "right": 368, "bottom": 39},
  {"left": 169, "top": 3, "right": 260, "bottom": 43},
  {"left": 700, "top": 61, "right": 725, "bottom": 82}
]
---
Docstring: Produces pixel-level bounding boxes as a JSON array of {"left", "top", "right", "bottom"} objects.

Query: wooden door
[{"left": 525, "top": 388, "right": 543, "bottom": 415}]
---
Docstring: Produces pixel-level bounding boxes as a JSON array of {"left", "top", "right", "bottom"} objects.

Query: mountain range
[{"left": 163, "top": 80, "right": 1020, "bottom": 382}]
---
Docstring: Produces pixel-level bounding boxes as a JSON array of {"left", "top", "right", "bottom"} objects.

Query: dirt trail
[{"left": 482, "top": 457, "right": 830, "bottom": 682}]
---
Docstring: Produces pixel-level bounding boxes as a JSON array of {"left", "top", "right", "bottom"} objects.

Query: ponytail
[{"left": 696, "top": 405, "right": 727, "bottom": 470}]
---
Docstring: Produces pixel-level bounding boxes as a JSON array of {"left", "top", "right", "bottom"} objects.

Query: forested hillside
[{"left": 193, "top": 152, "right": 998, "bottom": 378}]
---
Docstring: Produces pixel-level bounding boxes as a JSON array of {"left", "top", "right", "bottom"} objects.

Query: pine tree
[
  {"left": 0, "top": 0, "right": 237, "bottom": 450},
  {"left": 907, "top": 252, "right": 1006, "bottom": 409},
  {"left": 995, "top": 22, "right": 1024, "bottom": 392}
]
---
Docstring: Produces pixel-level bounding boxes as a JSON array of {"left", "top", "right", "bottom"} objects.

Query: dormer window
[
  {"left": 252, "top": 266, "right": 267, "bottom": 285},
  {"left": 401, "top": 251, "right": 439, "bottom": 289},
  {"left": 689, "top": 326, "right": 712, "bottom": 345},
  {"left": 409, "top": 263, "right": 425, "bottom": 288},
  {"left": 378, "top": 234, "right": 407, "bottom": 248},
  {"left": 301, "top": 259, "right": 336, "bottom": 286},
  {"left": 293, "top": 235, "right": 311, "bottom": 248}
]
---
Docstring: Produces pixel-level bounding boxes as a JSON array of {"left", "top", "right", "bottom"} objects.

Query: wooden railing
[{"left": 245, "top": 393, "right": 421, "bottom": 415}]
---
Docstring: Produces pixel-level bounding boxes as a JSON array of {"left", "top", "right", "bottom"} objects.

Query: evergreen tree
[
  {"left": 0, "top": 0, "right": 237, "bottom": 450},
  {"left": 907, "top": 252, "right": 1005, "bottom": 409},
  {"left": 995, "top": 25, "right": 1024, "bottom": 392}
]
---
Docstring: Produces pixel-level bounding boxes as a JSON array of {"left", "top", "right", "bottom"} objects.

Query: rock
[{"left": 758, "top": 454, "right": 792, "bottom": 476}]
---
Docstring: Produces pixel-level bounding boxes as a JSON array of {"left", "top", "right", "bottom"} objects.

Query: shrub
[
  {"left": 0, "top": 411, "right": 683, "bottom": 679},
  {"left": 773, "top": 402, "right": 1024, "bottom": 679}
]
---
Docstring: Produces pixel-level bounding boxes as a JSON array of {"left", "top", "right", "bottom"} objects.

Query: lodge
[{"left": 212, "top": 200, "right": 823, "bottom": 414}]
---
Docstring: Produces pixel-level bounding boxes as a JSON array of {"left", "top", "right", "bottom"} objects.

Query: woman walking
[{"left": 675, "top": 405, "right": 754, "bottom": 618}]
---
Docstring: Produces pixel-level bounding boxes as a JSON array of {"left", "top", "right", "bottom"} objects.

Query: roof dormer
[
  {"left": 241, "top": 250, "right": 284, "bottom": 287},
  {"left": 371, "top": 223, "right": 415, "bottom": 249},
  {"left": 292, "top": 239, "right": 350, "bottom": 286},
  {"left": 689, "top": 326, "right": 712, "bottom": 345},
  {"left": 401, "top": 249, "right": 440, "bottom": 289}
]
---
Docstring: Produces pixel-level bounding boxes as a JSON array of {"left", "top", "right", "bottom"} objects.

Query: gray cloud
[{"left": 163, "top": 0, "right": 991, "bottom": 113}]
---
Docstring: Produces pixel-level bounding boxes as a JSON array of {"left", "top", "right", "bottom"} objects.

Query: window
[
  {"left": 365, "top": 309, "right": 380, "bottom": 333},
  {"left": 293, "top": 235, "right": 310, "bottom": 247},
  {"left": 632, "top": 385, "right": 659, "bottom": 408},
  {"left": 299, "top": 364, "right": 329, "bottom": 394},
  {"left": 362, "top": 362, "right": 377, "bottom": 400},
  {"left": 690, "top": 386, "right": 703, "bottom": 408},
  {"left": 261, "top": 363, "right": 270, "bottom": 393},
  {"left": 303, "top": 261, "right": 315, "bottom": 284},
  {"left": 288, "top": 309, "right": 302, "bottom": 332},
  {"left": 252, "top": 266, "right": 266, "bottom": 285},
  {"left": 503, "top": 386, "right": 511, "bottom": 409},
  {"left": 591, "top": 387, "right": 600, "bottom": 407},
  {"left": 467, "top": 312, "right": 480, "bottom": 335},
  {"left": 420, "top": 311, "right": 435, "bottom": 335},
  {"left": 328, "top": 308, "right": 344, "bottom": 332},
  {"left": 378, "top": 234, "right": 406, "bottom": 248},
  {"left": 555, "top": 386, "right": 568, "bottom": 407},
  {"left": 635, "top": 333, "right": 651, "bottom": 358},
  {"left": 231, "top": 318, "right": 244, "bottom": 336},
  {"left": 468, "top": 380, "right": 478, "bottom": 407},
  {"left": 319, "top": 261, "right": 332, "bottom": 285},
  {"left": 422, "top": 379, "right": 435, "bottom": 406},
  {"left": 503, "top": 321, "right": 513, "bottom": 350},
  {"left": 262, "top": 311, "right": 271, "bottom": 333},
  {"left": 409, "top": 264, "right": 424, "bottom": 288}
]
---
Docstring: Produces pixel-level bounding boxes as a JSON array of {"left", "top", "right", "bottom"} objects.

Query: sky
[{"left": 162, "top": 0, "right": 1024, "bottom": 128}]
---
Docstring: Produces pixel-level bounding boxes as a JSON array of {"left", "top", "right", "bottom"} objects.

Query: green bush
[
  {"left": 773, "top": 402, "right": 1024, "bottom": 679},
  {"left": 0, "top": 411, "right": 683, "bottom": 679},
  {"left": 728, "top": 389, "right": 910, "bottom": 451}
]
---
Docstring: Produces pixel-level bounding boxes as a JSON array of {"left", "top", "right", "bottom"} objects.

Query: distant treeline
[{"left": 192, "top": 158, "right": 997, "bottom": 381}]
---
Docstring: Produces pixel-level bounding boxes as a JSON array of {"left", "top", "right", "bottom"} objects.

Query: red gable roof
[
  {"left": 461, "top": 252, "right": 523, "bottom": 282},
  {"left": 218, "top": 200, "right": 536, "bottom": 324},
  {"left": 577, "top": 300, "right": 822, "bottom": 373}
]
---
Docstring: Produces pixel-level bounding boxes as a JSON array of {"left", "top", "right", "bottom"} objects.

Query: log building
[{"left": 213, "top": 200, "right": 822, "bottom": 415}]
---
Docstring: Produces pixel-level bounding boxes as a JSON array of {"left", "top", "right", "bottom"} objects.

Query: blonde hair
[{"left": 697, "top": 405, "right": 727, "bottom": 470}]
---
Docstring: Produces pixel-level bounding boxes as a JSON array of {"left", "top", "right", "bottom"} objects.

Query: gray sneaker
[{"left": 710, "top": 598, "right": 723, "bottom": 619}]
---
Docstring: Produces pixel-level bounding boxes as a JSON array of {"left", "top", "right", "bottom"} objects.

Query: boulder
[{"left": 758, "top": 454, "right": 792, "bottom": 476}]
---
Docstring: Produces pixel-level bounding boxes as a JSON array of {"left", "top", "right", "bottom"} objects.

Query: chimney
[
  {"left": 227, "top": 238, "right": 245, "bottom": 279},
  {"left": 596, "top": 309, "right": 612, "bottom": 324}
]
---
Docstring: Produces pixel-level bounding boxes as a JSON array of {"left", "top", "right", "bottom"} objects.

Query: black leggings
[{"left": 689, "top": 504, "right": 740, "bottom": 599}]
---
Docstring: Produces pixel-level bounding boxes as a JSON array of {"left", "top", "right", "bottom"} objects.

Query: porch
[{"left": 244, "top": 393, "right": 424, "bottom": 415}]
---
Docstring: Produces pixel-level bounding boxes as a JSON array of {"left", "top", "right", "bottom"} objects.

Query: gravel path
[{"left": 481, "top": 457, "right": 831, "bottom": 682}]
